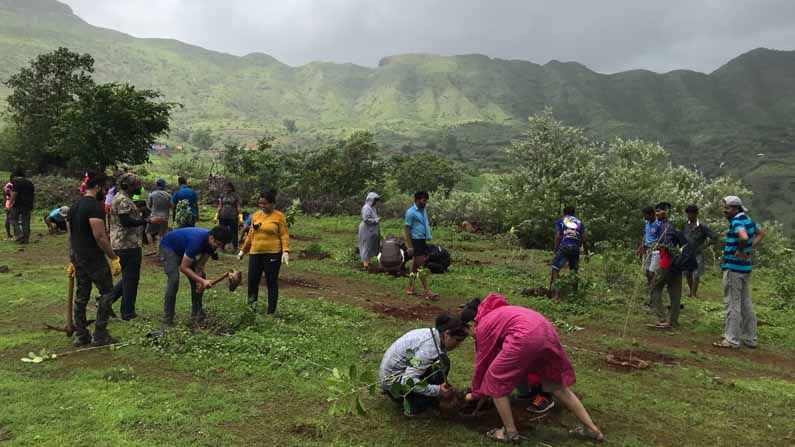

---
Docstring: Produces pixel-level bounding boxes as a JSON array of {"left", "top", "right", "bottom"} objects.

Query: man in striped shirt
[{"left": 714, "top": 196, "right": 765, "bottom": 349}]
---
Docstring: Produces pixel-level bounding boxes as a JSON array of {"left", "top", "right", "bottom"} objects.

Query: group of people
[
  {"left": 637, "top": 198, "right": 764, "bottom": 348},
  {"left": 380, "top": 294, "right": 604, "bottom": 442},
  {"left": 358, "top": 190, "right": 439, "bottom": 300},
  {"left": 55, "top": 171, "right": 291, "bottom": 346}
]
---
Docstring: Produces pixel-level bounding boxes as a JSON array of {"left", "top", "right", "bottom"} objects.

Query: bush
[{"left": 30, "top": 174, "right": 82, "bottom": 210}]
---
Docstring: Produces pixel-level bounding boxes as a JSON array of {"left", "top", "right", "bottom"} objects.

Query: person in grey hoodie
[{"left": 358, "top": 192, "right": 381, "bottom": 269}]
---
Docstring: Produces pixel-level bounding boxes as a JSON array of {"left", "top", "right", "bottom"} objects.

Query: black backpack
[{"left": 426, "top": 244, "right": 451, "bottom": 273}]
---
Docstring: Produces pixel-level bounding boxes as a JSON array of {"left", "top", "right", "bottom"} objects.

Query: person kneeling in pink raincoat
[{"left": 463, "top": 294, "right": 604, "bottom": 443}]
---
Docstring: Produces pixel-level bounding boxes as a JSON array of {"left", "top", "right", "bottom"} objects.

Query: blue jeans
[
  {"left": 161, "top": 248, "right": 204, "bottom": 324},
  {"left": 552, "top": 245, "right": 580, "bottom": 272}
]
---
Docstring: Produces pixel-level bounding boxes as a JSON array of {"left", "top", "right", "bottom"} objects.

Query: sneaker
[
  {"left": 91, "top": 335, "right": 120, "bottom": 347},
  {"left": 526, "top": 393, "right": 555, "bottom": 414}
]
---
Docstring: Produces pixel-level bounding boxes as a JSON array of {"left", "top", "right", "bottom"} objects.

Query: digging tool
[
  {"left": 44, "top": 273, "right": 89, "bottom": 336},
  {"left": 208, "top": 269, "right": 243, "bottom": 292}
]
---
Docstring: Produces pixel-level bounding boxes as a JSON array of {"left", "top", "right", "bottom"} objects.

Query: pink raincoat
[{"left": 470, "top": 294, "right": 575, "bottom": 399}]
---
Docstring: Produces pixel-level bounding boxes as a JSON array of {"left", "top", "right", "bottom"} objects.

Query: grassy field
[{"left": 0, "top": 214, "right": 793, "bottom": 446}]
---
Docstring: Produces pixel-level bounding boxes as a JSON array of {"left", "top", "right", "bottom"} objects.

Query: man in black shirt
[
  {"left": 67, "top": 172, "right": 122, "bottom": 347},
  {"left": 8, "top": 169, "right": 35, "bottom": 244}
]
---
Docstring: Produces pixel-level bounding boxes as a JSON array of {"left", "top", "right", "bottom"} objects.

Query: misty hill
[{"left": 1, "top": 0, "right": 794, "bottom": 227}]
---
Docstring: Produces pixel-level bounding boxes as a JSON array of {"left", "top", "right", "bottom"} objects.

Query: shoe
[
  {"left": 121, "top": 313, "right": 138, "bottom": 321},
  {"left": 526, "top": 393, "right": 555, "bottom": 414},
  {"left": 742, "top": 341, "right": 758, "bottom": 349},
  {"left": 72, "top": 334, "right": 92, "bottom": 347},
  {"left": 91, "top": 335, "right": 120, "bottom": 346}
]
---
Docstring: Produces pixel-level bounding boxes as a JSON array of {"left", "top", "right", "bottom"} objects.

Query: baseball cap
[
  {"left": 118, "top": 173, "right": 141, "bottom": 189},
  {"left": 156, "top": 178, "right": 167, "bottom": 187},
  {"left": 723, "top": 196, "right": 748, "bottom": 212}
]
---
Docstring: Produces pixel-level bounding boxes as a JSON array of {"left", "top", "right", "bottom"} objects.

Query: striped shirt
[
  {"left": 379, "top": 328, "right": 444, "bottom": 397},
  {"left": 721, "top": 212, "right": 758, "bottom": 273}
]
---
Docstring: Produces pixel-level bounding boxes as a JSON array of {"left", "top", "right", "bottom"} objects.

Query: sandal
[
  {"left": 645, "top": 322, "right": 671, "bottom": 329},
  {"left": 406, "top": 290, "right": 417, "bottom": 296},
  {"left": 570, "top": 425, "right": 605, "bottom": 442},
  {"left": 712, "top": 339, "right": 739, "bottom": 349},
  {"left": 486, "top": 427, "right": 522, "bottom": 444},
  {"left": 424, "top": 292, "right": 440, "bottom": 301}
]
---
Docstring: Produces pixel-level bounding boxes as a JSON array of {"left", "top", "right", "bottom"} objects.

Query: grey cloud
[{"left": 65, "top": 0, "right": 795, "bottom": 73}]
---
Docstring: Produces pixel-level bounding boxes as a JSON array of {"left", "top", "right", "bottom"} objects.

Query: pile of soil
[{"left": 299, "top": 250, "right": 330, "bottom": 260}]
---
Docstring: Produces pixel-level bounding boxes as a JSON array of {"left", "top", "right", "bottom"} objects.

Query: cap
[
  {"left": 59, "top": 206, "right": 70, "bottom": 218},
  {"left": 156, "top": 178, "right": 167, "bottom": 187},
  {"left": 723, "top": 195, "right": 748, "bottom": 212}
]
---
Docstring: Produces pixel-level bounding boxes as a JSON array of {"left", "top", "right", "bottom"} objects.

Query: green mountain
[{"left": 1, "top": 0, "right": 794, "bottom": 226}]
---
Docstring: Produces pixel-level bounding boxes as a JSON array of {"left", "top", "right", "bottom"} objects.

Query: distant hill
[{"left": 1, "top": 0, "right": 794, "bottom": 227}]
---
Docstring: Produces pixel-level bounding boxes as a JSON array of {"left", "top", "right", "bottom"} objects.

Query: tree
[
  {"left": 191, "top": 128, "right": 214, "bottom": 151},
  {"left": 3, "top": 47, "right": 177, "bottom": 173},
  {"left": 283, "top": 118, "right": 298, "bottom": 134},
  {"left": 388, "top": 152, "right": 462, "bottom": 195},
  {"left": 3, "top": 47, "right": 95, "bottom": 172},
  {"left": 53, "top": 83, "right": 175, "bottom": 171}
]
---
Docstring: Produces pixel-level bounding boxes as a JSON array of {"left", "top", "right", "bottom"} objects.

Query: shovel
[
  {"left": 44, "top": 275, "right": 79, "bottom": 337},
  {"left": 208, "top": 269, "right": 243, "bottom": 292}
]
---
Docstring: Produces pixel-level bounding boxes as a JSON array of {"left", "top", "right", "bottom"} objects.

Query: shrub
[{"left": 29, "top": 174, "right": 82, "bottom": 210}]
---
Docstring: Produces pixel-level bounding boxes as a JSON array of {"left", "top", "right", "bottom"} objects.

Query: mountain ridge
[{"left": 1, "top": 0, "right": 794, "bottom": 228}]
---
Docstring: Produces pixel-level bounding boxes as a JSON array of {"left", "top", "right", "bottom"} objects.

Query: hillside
[{"left": 1, "top": 0, "right": 794, "bottom": 226}]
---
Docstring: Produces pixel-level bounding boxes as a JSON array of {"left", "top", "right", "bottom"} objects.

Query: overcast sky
[{"left": 64, "top": 0, "right": 795, "bottom": 74}]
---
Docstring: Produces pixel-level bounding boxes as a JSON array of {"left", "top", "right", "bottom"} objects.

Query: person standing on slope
[
  {"left": 358, "top": 192, "right": 381, "bottom": 269},
  {"left": 549, "top": 206, "right": 589, "bottom": 299},
  {"left": 713, "top": 196, "right": 764, "bottom": 349},
  {"left": 404, "top": 191, "right": 438, "bottom": 300}
]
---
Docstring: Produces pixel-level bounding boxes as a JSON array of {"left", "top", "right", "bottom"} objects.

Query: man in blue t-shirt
[
  {"left": 403, "top": 191, "right": 437, "bottom": 300},
  {"left": 159, "top": 226, "right": 231, "bottom": 326},
  {"left": 714, "top": 196, "right": 765, "bottom": 349},
  {"left": 549, "top": 206, "right": 589, "bottom": 299},
  {"left": 44, "top": 206, "right": 69, "bottom": 234},
  {"left": 171, "top": 176, "right": 199, "bottom": 228}
]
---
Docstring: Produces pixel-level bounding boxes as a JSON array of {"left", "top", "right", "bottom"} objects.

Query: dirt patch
[
  {"left": 280, "top": 276, "right": 321, "bottom": 289},
  {"left": 298, "top": 250, "right": 330, "bottom": 260},
  {"left": 280, "top": 273, "right": 448, "bottom": 322},
  {"left": 289, "top": 423, "right": 323, "bottom": 440},
  {"left": 289, "top": 234, "right": 319, "bottom": 241},
  {"left": 0, "top": 424, "right": 13, "bottom": 442},
  {"left": 520, "top": 287, "right": 550, "bottom": 297},
  {"left": 370, "top": 303, "right": 445, "bottom": 321},
  {"left": 606, "top": 349, "right": 677, "bottom": 370}
]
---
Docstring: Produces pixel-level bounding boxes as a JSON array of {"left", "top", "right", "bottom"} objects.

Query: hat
[
  {"left": 59, "top": 206, "right": 70, "bottom": 218},
  {"left": 156, "top": 178, "right": 167, "bottom": 187},
  {"left": 723, "top": 195, "right": 748, "bottom": 212}
]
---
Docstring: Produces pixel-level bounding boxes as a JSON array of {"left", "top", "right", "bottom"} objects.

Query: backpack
[
  {"left": 426, "top": 244, "right": 451, "bottom": 273},
  {"left": 174, "top": 199, "right": 194, "bottom": 228},
  {"left": 379, "top": 237, "right": 405, "bottom": 272}
]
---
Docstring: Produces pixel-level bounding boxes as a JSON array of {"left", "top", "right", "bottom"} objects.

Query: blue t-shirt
[
  {"left": 649, "top": 219, "right": 675, "bottom": 247},
  {"left": 172, "top": 186, "right": 199, "bottom": 217},
  {"left": 48, "top": 207, "right": 65, "bottom": 221},
  {"left": 644, "top": 221, "right": 656, "bottom": 245},
  {"left": 404, "top": 205, "right": 432, "bottom": 241},
  {"left": 160, "top": 227, "right": 214, "bottom": 259},
  {"left": 556, "top": 215, "right": 584, "bottom": 248},
  {"left": 721, "top": 213, "right": 758, "bottom": 273}
]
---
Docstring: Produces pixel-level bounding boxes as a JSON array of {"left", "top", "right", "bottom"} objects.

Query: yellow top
[{"left": 242, "top": 210, "right": 290, "bottom": 254}]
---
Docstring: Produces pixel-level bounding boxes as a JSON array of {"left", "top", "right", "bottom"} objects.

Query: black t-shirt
[
  {"left": 11, "top": 178, "right": 35, "bottom": 210},
  {"left": 68, "top": 196, "right": 106, "bottom": 259}
]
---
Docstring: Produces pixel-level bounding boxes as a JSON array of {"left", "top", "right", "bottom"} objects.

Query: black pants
[
  {"left": 219, "top": 218, "right": 239, "bottom": 250},
  {"left": 71, "top": 252, "right": 114, "bottom": 341},
  {"left": 248, "top": 253, "right": 281, "bottom": 314},
  {"left": 110, "top": 247, "right": 142, "bottom": 319},
  {"left": 9, "top": 207, "right": 31, "bottom": 243}
]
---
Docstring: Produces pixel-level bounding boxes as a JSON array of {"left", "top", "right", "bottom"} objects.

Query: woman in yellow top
[{"left": 237, "top": 190, "right": 290, "bottom": 313}]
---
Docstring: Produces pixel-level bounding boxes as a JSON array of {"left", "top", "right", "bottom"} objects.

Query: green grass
[{"left": 0, "top": 214, "right": 793, "bottom": 446}]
